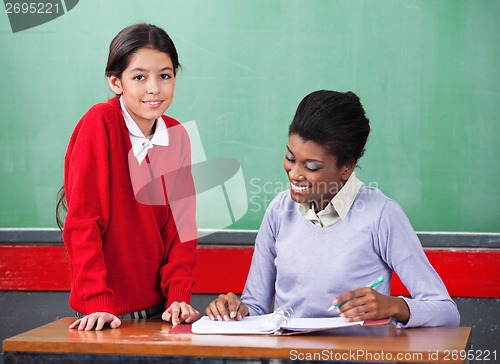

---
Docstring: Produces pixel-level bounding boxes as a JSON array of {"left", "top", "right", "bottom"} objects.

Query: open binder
[{"left": 191, "top": 307, "right": 388, "bottom": 335}]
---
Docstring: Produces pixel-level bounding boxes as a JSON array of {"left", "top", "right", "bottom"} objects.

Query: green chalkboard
[{"left": 1, "top": 0, "right": 499, "bottom": 232}]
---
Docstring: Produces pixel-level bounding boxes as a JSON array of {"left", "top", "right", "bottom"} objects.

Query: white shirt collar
[
  {"left": 298, "top": 172, "right": 363, "bottom": 227},
  {"left": 330, "top": 171, "right": 363, "bottom": 220},
  {"left": 120, "top": 97, "right": 169, "bottom": 164}
]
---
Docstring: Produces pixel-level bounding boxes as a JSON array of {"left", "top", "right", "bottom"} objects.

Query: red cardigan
[{"left": 63, "top": 97, "right": 197, "bottom": 315}]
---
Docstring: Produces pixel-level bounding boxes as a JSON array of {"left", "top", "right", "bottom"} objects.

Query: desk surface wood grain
[{"left": 3, "top": 318, "right": 471, "bottom": 363}]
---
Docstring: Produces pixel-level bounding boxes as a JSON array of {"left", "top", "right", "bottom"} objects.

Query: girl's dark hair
[
  {"left": 288, "top": 90, "right": 370, "bottom": 167},
  {"left": 105, "top": 23, "right": 180, "bottom": 79},
  {"left": 56, "top": 186, "right": 66, "bottom": 230},
  {"left": 56, "top": 24, "right": 180, "bottom": 230}
]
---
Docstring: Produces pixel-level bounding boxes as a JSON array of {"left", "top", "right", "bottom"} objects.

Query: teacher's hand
[
  {"left": 206, "top": 292, "right": 248, "bottom": 321},
  {"left": 333, "top": 287, "right": 409, "bottom": 324}
]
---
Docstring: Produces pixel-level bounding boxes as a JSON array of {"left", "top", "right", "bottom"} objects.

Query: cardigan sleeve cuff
[
  {"left": 166, "top": 286, "right": 192, "bottom": 308},
  {"left": 394, "top": 296, "right": 460, "bottom": 328},
  {"left": 395, "top": 296, "right": 418, "bottom": 328},
  {"left": 84, "top": 293, "right": 114, "bottom": 315}
]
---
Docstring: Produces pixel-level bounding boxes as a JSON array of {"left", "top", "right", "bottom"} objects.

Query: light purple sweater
[{"left": 241, "top": 186, "right": 460, "bottom": 328}]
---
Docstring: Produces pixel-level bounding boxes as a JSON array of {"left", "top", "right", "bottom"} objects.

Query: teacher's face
[{"left": 284, "top": 133, "right": 354, "bottom": 211}]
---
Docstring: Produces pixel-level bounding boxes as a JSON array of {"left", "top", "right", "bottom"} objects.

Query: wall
[
  {"left": 1, "top": 2, "right": 499, "bottom": 364},
  {"left": 1, "top": 0, "right": 499, "bottom": 232}
]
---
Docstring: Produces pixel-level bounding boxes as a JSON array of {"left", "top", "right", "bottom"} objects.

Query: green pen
[{"left": 327, "top": 275, "right": 385, "bottom": 311}]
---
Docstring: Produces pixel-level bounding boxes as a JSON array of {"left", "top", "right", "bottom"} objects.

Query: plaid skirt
[{"left": 75, "top": 303, "right": 164, "bottom": 319}]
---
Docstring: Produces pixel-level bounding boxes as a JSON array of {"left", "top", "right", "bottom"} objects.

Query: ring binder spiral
[
  {"left": 271, "top": 306, "right": 294, "bottom": 335},
  {"left": 271, "top": 306, "right": 294, "bottom": 324}
]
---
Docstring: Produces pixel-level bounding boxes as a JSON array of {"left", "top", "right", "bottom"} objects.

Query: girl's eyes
[{"left": 132, "top": 74, "right": 171, "bottom": 81}]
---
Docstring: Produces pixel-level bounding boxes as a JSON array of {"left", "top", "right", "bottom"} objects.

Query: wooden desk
[{"left": 3, "top": 318, "right": 471, "bottom": 363}]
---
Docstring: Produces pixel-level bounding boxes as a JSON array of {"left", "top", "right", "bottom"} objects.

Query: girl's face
[
  {"left": 284, "top": 133, "right": 355, "bottom": 211},
  {"left": 108, "top": 47, "right": 176, "bottom": 135}
]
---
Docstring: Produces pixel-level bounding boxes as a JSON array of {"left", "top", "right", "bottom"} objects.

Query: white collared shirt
[
  {"left": 120, "top": 97, "right": 169, "bottom": 164},
  {"left": 298, "top": 172, "right": 363, "bottom": 228}
]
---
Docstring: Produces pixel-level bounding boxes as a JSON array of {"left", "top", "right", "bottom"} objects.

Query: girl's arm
[
  {"left": 157, "top": 121, "right": 198, "bottom": 318},
  {"left": 63, "top": 104, "right": 114, "bottom": 314}
]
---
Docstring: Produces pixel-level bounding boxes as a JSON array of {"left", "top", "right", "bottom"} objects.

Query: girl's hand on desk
[
  {"left": 206, "top": 292, "right": 249, "bottom": 321},
  {"left": 68, "top": 312, "right": 121, "bottom": 331},
  {"left": 334, "top": 288, "right": 410, "bottom": 324},
  {"left": 162, "top": 301, "right": 199, "bottom": 326}
]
